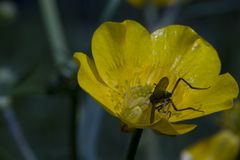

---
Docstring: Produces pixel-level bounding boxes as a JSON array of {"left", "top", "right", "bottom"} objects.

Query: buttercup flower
[
  {"left": 74, "top": 20, "right": 238, "bottom": 135},
  {"left": 181, "top": 130, "right": 240, "bottom": 160},
  {"left": 181, "top": 103, "right": 240, "bottom": 160}
]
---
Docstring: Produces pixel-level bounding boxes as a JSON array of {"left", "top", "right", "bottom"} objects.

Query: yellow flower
[
  {"left": 74, "top": 20, "right": 239, "bottom": 135},
  {"left": 181, "top": 130, "right": 240, "bottom": 160},
  {"left": 127, "top": 0, "right": 183, "bottom": 8}
]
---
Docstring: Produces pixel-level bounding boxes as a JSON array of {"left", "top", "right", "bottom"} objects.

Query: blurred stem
[
  {"left": 2, "top": 105, "right": 38, "bottom": 160},
  {"left": 99, "top": 0, "right": 121, "bottom": 22},
  {"left": 39, "top": 0, "right": 78, "bottom": 159},
  {"left": 126, "top": 129, "right": 143, "bottom": 160},
  {"left": 39, "top": 0, "right": 75, "bottom": 77},
  {"left": 156, "top": 0, "right": 181, "bottom": 27},
  {"left": 69, "top": 87, "right": 79, "bottom": 160},
  {"left": 145, "top": 0, "right": 181, "bottom": 31}
]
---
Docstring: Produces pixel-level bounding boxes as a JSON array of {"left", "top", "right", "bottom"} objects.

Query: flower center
[{"left": 120, "top": 85, "right": 153, "bottom": 125}]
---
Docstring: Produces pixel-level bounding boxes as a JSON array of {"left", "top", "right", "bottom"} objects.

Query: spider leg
[
  {"left": 171, "top": 78, "right": 210, "bottom": 95},
  {"left": 156, "top": 104, "right": 164, "bottom": 111},
  {"left": 150, "top": 104, "right": 157, "bottom": 124},
  {"left": 162, "top": 102, "right": 170, "bottom": 113},
  {"left": 167, "top": 111, "right": 172, "bottom": 119},
  {"left": 150, "top": 103, "right": 165, "bottom": 124},
  {"left": 162, "top": 104, "right": 172, "bottom": 119},
  {"left": 170, "top": 99, "right": 204, "bottom": 113}
]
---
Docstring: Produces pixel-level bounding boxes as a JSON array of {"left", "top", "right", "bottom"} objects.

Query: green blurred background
[{"left": 0, "top": 0, "right": 239, "bottom": 159}]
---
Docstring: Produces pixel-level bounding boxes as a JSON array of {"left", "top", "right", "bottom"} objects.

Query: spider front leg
[
  {"left": 159, "top": 103, "right": 172, "bottom": 119},
  {"left": 150, "top": 104, "right": 165, "bottom": 124},
  {"left": 166, "top": 111, "right": 172, "bottom": 119},
  {"left": 170, "top": 99, "right": 204, "bottom": 113},
  {"left": 156, "top": 104, "right": 164, "bottom": 112},
  {"left": 171, "top": 78, "right": 210, "bottom": 95}
]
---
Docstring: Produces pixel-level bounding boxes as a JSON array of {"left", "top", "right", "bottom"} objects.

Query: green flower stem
[{"left": 126, "top": 129, "right": 143, "bottom": 160}]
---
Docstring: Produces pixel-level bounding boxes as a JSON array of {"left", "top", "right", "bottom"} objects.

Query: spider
[{"left": 149, "top": 77, "right": 209, "bottom": 123}]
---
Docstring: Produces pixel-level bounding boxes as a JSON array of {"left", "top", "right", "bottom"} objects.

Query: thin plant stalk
[
  {"left": 2, "top": 105, "right": 38, "bottom": 160},
  {"left": 126, "top": 129, "right": 143, "bottom": 160},
  {"left": 69, "top": 87, "right": 79, "bottom": 160},
  {"left": 39, "top": 0, "right": 78, "bottom": 159},
  {"left": 99, "top": 0, "right": 121, "bottom": 22},
  {"left": 38, "top": 0, "right": 69, "bottom": 75},
  {"left": 144, "top": 0, "right": 181, "bottom": 31}
]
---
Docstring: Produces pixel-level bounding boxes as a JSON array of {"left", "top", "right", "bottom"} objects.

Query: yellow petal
[
  {"left": 182, "top": 130, "right": 240, "bottom": 160},
  {"left": 92, "top": 20, "right": 152, "bottom": 89},
  {"left": 152, "top": 118, "right": 197, "bottom": 135},
  {"left": 151, "top": 25, "right": 220, "bottom": 89},
  {"left": 73, "top": 52, "right": 117, "bottom": 116},
  {"left": 169, "top": 73, "right": 239, "bottom": 122}
]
